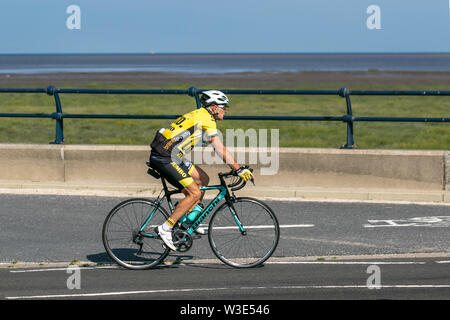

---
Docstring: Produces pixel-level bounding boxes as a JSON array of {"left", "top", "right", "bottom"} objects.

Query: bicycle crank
[{"left": 172, "top": 229, "right": 193, "bottom": 252}]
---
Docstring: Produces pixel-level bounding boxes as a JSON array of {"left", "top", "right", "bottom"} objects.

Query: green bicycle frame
[
  {"left": 187, "top": 185, "right": 227, "bottom": 234},
  {"left": 139, "top": 184, "right": 245, "bottom": 238},
  {"left": 187, "top": 184, "right": 246, "bottom": 234}
]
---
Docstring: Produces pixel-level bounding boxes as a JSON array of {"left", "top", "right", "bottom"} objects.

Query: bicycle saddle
[{"left": 146, "top": 161, "right": 161, "bottom": 179}]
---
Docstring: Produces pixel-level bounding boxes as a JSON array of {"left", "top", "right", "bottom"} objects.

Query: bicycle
[{"left": 102, "top": 162, "right": 280, "bottom": 269}]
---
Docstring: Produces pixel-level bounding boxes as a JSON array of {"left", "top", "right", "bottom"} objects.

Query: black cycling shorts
[{"left": 149, "top": 154, "right": 195, "bottom": 190}]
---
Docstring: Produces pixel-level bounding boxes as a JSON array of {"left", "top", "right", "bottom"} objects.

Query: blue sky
[{"left": 0, "top": 0, "right": 449, "bottom": 54}]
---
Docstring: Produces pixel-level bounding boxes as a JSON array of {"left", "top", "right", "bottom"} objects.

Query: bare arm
[{"left": 210, "top": 136, "right": 240, "bottom": 171}]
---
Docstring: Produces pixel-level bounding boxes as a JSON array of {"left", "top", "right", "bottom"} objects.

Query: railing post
[
  {"left": 339, "top": 87, "right": 355, "bottom": 149},
  {"left": 188, "top": 86, "right": 202, "bottom": 109},
  {"left": 47, "top": 86, "right": 64, "bottom": 144}
]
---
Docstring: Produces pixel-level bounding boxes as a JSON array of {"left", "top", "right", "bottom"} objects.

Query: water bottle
[{"left": 181, "top": 203, "right": 204, "bottom": 229}]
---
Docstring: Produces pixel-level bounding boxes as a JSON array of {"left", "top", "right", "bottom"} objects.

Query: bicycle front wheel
[
  {"left": 102, "top": 198, "right": 170, "bottom": 270},
  {"left": 208, "top": 197, "right": 280, "bottom": 268}
]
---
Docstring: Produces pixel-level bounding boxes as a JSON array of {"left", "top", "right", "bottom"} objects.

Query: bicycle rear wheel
[
  {"left": 102, "top": 198, "right": 170, "bottom": 270},
  {"left": 208, "top": 197, "right": 280, "bottom": 268}
]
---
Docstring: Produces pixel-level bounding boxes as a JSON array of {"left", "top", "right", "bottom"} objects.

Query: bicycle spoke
[
  {"left": 208, "top": 198, "right": 279, "bottom": 268},
  {"left": 102, "top": 199, "right": 170, "bottom": 270}
]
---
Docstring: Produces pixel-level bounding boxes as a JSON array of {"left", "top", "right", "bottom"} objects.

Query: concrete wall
[
  {"left": 446, "top": 151, "right": 450, "bottom": 191},
  {"left": 0, "top": 144, "right": 447, "bottom": 191}
]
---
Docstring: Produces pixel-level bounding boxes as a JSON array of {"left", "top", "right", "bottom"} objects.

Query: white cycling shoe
[
  {"left": 156, "top": 225, "right": 177, "bottom": 251},
  {"left": 194, "top": 227, "right": 207, "bottom": 235}
]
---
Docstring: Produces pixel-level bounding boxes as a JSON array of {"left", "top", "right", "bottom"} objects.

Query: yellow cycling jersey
[{"left": 150, "top": 107, "right": 218, "bottom": 158}]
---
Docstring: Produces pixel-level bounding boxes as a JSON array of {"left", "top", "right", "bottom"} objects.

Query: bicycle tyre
[
  {"left": 208, "top": 197, "right": 280, "bottom": 268},
  {"left": 102, "top": 198, "right": 170, "bottom": 270}
]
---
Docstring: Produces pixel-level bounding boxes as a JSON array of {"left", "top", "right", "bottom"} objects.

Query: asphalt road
[
  {"left": 1, "top": 194, "right": 449, "bottom": 263},
  {"left": 1, "top": 194, "right": 449, "bottom": 301},
  {"left": 2, "top": 257, "right": 450, "bottom": 301}
]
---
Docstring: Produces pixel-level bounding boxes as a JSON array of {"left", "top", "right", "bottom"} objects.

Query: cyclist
[{"left": 149, "top": 90, "right": 254, "bottom": 251}]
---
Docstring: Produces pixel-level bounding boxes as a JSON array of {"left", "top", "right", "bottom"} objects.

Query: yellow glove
[{"left": 236, "top": 167, "right": 254, "bottom": 182}]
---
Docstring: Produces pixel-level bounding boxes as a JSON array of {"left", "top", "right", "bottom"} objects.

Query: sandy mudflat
[{"left": 0, "top": 71, "right": 449, "bottom": 88}]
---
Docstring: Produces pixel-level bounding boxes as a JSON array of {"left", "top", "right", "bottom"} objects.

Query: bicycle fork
[{"left": 226, "top": 198, "right": 246, "bottom": 235}]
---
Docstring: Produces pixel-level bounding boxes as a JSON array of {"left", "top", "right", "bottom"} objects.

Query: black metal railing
[{"left": 0, "top": 86, "right": 449, "bottom": 148}]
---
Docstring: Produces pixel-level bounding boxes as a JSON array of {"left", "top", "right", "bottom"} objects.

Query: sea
[{"left": 0, "top": 53, "right": 449, "bottom": 74}]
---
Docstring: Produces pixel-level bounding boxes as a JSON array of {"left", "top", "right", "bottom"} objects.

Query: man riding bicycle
[{"left": 149, "top": 90, "right": 254, "bottom": 251}]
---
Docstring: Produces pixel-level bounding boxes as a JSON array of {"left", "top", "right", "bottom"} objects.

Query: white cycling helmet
[{"left": 200, "top": 90, "right": 229, "bottom": 107}]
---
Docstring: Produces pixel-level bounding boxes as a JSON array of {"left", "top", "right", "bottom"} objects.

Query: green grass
[{"left": 0, "top": 83, "right": 449, "bottom": 149}]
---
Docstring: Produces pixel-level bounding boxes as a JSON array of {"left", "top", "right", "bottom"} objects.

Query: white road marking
[
  {"left": 280, "top": 224, "right": 314, "bottom": 228},
  {"left": 144, "top": 223, "right": 313, "bottom": 230},
  {"left": 6, "top": 287, "right": 228, "bottom": 299},
  {"left": 266, "top": 261, "right": 426, "bottom": 265},
  {"left": 9, "top": 266, "right": 118, "bottom": 273},
  {"left": 364, "top": 216, "right": 450, "bottom": 228},
  {"left": 6, "top": 284, "right": 450, "bottom": 299},
  {"left": 213, "top": 224, "right": 313, "bottom": 230}
]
